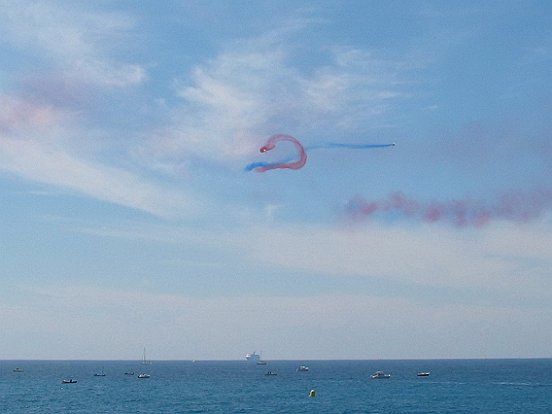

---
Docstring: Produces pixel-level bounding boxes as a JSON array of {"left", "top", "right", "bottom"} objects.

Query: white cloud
[
  {"left": 72, "top": 60, "right": 147, "bottom": 88},
  {"left": 0, "top": 94, "right": 198, "bottom": 218},
  {"left": 0, "top": 135, "right": 198, "bottom": 218},
  {"left": 0, "top": 1, "right": 146, "bottom": 88}
]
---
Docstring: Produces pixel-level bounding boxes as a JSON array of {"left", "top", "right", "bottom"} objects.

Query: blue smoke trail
[
  {"left": 244, "top": 158, "right": 295, "bottom": 171},
  {"left": 244, "top": 161, "right": 274, "bottom": 171},
  {"left": 306, "top": 143, "right": 395, "bottom": 150},
  {"left": 245, "top": 135, "right": 395, "bottom": 172}
]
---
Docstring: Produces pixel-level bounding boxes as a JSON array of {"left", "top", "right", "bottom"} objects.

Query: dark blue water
[{"left": 1, "top": 359, "right": 551, "bottom": 413}]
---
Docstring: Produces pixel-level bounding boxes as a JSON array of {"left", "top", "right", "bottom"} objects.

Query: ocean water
[{"left": 1, "top": 359, "right": 551, "bottom": 413}]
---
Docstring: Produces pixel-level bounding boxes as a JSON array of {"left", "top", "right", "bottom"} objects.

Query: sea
[{"left": 1, "top": 359, "right": 551, "bottom": 413}]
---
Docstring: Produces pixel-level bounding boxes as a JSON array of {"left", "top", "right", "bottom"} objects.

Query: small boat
[
  {"left": 94, "top": 369, "right": 106, "bottom": 377},
  {"left": 297, "top": 365, "right": 309, "bottom": 372},
  {"left": 265, "top": 371, "right": 277, "bottom": 376},
  {"left": 62, "top": 379, "right": 78, "bottom": 384},
  {"left": 371, "top": 371, "right": 391, "bottom": 379},
  {"left": 256, "top": 360, "right": 267, "bottom": 365},
  {"left": 137, "top": 373, "right": 151, "bottom": 379},
  {"left": 417, "top": 372, "right": 430, "bottom": 377},
  {"left": 12, "top": 368, "right": 24, "bottom": 373}
]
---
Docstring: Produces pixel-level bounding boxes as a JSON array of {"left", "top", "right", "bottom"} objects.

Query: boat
[
  {"left": 245, "top": 351, "right": 261, "bottom": 363},
  {"left": 417, "top": 371, "right": 430, "bottom": 377},
  {"left": 246, "top": 351, "right": 268, "bottom": 365},
  {"left": 297, "top": 365, "right": 309, "bottom": 372},
  {"left": 371, "top": 371, "right": 391, "bottom": 379},
  {"left": 137, "top": 373, "right": 151, "bottom": 379},
  {"left": 94, "top": 369, "right": 106, "bottom": 377},
  {"left": 62, "top": 379, "right": 78, "bottom": 384},
  {"left": 142, "top": 347, "right": 152, "bottom": 365},
  {"left": 12, "top": 368, "right": 24, "bottom": 373},
  {"left": 265, "top": 371, "right": 277, "bottom": 376}
]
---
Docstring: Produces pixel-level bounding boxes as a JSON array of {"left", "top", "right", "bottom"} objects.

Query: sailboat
[
  {"left": 142, "top": 347, "right": 152, "bottom": 365},
  {"left": 137, "top": 347, "right": 151, "bottom": 379}
]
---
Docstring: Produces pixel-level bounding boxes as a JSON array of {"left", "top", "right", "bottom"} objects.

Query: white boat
[
  {"left": 417, "top": 371, "right": 430, "bottom": 377},
  {"left": 297, "top": 365, "right": 309, "bottom": 372},
  {"left": 245, "top": 351, "right": 261, "bottom": 363},
  {"left": 62, "top": 379, "right": 77, "bottom": 384},
  {"left": 12, "top": 368, "right": 24, "bottom": 373},
  {"left": 371, "top": 371, "right": 391, "bottom": 379},
  {"left": 94, "top": 369, "right": 106, "bottom": 377},
  {"left": 137, "top": 348, "right": 151, "bottom": 377},
  {"left": 265, "top": 371, "right": 277, "bottom": 376}
]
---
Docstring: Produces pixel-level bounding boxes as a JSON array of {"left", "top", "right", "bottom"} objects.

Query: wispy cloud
[
  {"left": 0, "top": 135, "right": 197, "bottom": 218},
  {"left": 0, "top": 3, "right": 195, "bottom": 217},
  {"left": 0, "top": 1, "right": 146, "bottom": 88},
  {"left": 0, "top": 95, "right": 198, "bottom": 217}
]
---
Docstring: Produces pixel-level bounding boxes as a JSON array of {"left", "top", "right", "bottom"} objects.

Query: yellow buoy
[{"left": 309, "top": 389, "right": 316, "bottom": 397}]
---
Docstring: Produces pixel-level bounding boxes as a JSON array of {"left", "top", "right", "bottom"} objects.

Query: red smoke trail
[
  {"left": 245, "top": 134, "right": 394, "bottom": 172},
  {"left": 345, "top": 190, "right": 552, "bottom": 227},
  {"left": 245, "top": 134, "right": 307, "bottom": 172}
]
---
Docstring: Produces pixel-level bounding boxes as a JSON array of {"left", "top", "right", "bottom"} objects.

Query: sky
[{"left": 0, "top": 0, "right": 551, "bottom": 360}]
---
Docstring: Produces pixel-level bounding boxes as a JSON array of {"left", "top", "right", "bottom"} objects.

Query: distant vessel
[
  {"left": 12, "top": 368, "right": 24, "bottom": 373},
  {"left": 245, "top": 351, "right": 261, "bottom": 363},
  {"left": 142, "top": 347, "right": 152, "bottom": 365},
  {"left": 417, "top": 372, "right": 430, "bottom": 377},
  {"left": 265, "top": 371, "right": 277, "bottom": 376},
  {"left": 62, "top": 379, "right": 77, "bottom": 384},
  {"left": 245, "top": 351, "right": 267, "bottom": 365},
  {"left": 137, "top": 373, "right": 151, "bottom": 379},
  {"left": 371, "top": 371, "right": 391, "bottom": 379},
  {"left": 297, "top": 365, "right": 309, "bottom": 372},
  {"left": 94, "top": 369, "right": 106, "bottom": 377}
]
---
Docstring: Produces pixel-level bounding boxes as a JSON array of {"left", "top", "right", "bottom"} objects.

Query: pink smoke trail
[
  {"left": 245, "top": 134, "right": 307, "bottom": 172},
  {"left": 345, "top": 190, "right": 552, "bottom": 227},
  {"left": 245, "top": 134, "right": 395, "bottom": 172},
  {"left": 0, "top": 95, "right": 60, "bottom": 133}
]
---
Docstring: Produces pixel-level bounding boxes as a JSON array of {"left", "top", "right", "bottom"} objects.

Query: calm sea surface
[{"left": 1, "top": 359, "right": 551, "bottom": 413}]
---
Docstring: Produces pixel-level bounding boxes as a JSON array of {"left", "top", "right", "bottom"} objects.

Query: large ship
[
  {"left": 245, "top": 351, "right": 260, "bottom": 363},
  {"left": 246, "top": 351, "right": 267, "bottom": 365}
]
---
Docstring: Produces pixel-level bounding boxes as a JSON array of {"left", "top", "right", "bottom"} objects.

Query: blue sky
[{"left": 1, "top": 0, "right": 551, "bottom": 360}]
